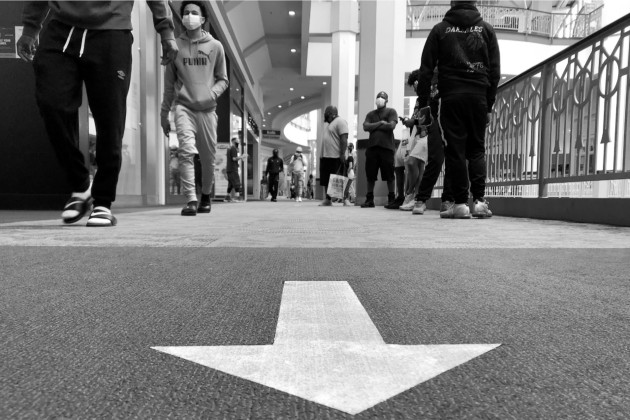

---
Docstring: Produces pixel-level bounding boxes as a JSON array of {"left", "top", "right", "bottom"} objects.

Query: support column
[
  {"left": 356, "top": 0, "right": 407, "bottom": 206},
  {"left": 331, "top": 0, "right": 358, "bottom": 148}
]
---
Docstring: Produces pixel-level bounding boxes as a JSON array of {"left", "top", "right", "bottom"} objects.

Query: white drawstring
[
  {"left": 62, "top": 26, "right": 75, "bottom": 53},
  {"left": 79, "top": 29, "right": 87, "bottom": 57}
]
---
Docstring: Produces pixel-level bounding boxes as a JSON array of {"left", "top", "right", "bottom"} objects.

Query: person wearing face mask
[
  {"left": 265, "top": 149, "right": 285, "bottom": 202},
  {"left": 17, "top": 1, "right": 178, "bottom": 227},
  {"left": 161, "top": 0, "right": 228, "bottom": 216},
  {"left": 319, "top": 106, "right": 349, "bottom": 206},
  {"left": 289, "top": 146, "right": 307, "bottom": 202},
  {"left": 361, "top": 91, "right": 399, "bottom": 208}
]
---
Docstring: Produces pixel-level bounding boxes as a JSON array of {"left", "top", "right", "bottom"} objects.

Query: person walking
[
  {"left": 416, "top": 0, "right": 500, "bottom": 218},
  {"left": 307, "top": 174, "right": 315, "bottom": 200},
  {"left": 225, "top": 137, "right": 247, "bottom": 202},
  {"left": 289, "top": 146, "right": 307, "bottom": 202},
  {"left": 161, "top": 0, "right": 228, "bottom": 216},
  {"left": 319, "top": 105, "right": 348, "bottom": 206},
  {"left": 265, "top": 149, "right": 284, "bottom": 202},
  {"left": 17, "top": 0, "right": 178, "bottom": 226},
  {"left": 361, "top": 91, "right": 398, "bottom": 208}
]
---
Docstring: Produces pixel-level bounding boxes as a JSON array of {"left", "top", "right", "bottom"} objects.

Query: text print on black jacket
[{"left": 417, "top": 2, "right": 501, "bottom": 113}]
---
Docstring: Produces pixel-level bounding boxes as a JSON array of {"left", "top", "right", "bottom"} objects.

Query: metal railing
[
  {"left": 431, "top": 14, "right": 630, "bottom": 199},
  {"left": 407, "top": 4, "right": 603, "bottom": 40}
]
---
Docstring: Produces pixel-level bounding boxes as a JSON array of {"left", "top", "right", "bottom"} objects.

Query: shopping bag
[{"left": 327, "top": 174, "right": 349, "bottom": 199}]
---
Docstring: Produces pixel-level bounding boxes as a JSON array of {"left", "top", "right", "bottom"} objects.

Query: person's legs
[
  {"left": 174, "top": 105, "right": 199, "bottom": 204},
  {"left": 269, "top": 173, "right": 279, "bottom": 200},
  {"left": 416, "top": 119, "right": 446, "bottom": 203},
  {"left": 296, "top": 172, "right": 304, "bottom": 200},
  {"left": 466, "top": 96, "right": 488, "bottom": 202},
  {"left": 196, "top": 110, "right": 218, "bottom": 197},
  {"left": 82, "top": 28, "right": 133, "bottom": 210},
  {"left": 439, "top": 96, "right": 470, "bottom": 205},
  {"left": 33, "top": 21, "right": 90, "bottom": 214}
]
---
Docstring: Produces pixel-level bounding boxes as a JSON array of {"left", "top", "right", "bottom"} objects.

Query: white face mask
[
  {"left": 375, "top": 98, "right": 386, "bottom": 108},
  {"left": 183, "top": 14, "right": 203, "bottom": 31}
]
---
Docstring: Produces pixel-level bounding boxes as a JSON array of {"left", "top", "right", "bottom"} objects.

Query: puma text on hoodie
[{"left": 161, "top": 31, "right": 229, "bottom": 116}]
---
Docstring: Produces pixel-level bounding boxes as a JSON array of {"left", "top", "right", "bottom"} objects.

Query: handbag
[{"left": 326, "top": 170, "right": 349, "bottom": 200}]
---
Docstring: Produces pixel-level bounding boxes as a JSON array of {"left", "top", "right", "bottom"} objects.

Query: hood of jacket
[{"left": 443, "top": 3, "right": 482, "bottom": 28}]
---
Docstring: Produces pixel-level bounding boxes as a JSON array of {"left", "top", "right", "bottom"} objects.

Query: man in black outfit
[
  {"left": 417, "top": 0, "right": 500, "bottom": 219},
  {"left": 361, "top": 91, "right": 398, "bottom": 208},
  {"left": 265, "top": 149, "right": 284, "bottom": 202}
]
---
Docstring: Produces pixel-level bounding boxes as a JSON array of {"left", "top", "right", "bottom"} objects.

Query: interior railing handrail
[{"left": 499, "top": 12, "right": 630, "bottom": 90}]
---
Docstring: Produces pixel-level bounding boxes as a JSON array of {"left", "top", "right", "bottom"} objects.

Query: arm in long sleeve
[
  {"left": 486, "top": 28, "right": 501, "bottom": 112},
  {"left": 21, "top": 2, "right": 50, "bottom": 38},
  {"left": 211, "top": 43, "right": 229, "bottom": 101},
  {"left": 160, "top": 62, "right": 176, "bottom": 119},
  {"left": 146, "top": 0, "right": 175, "bottom": 41},
  {"left": 417, "top": 28, "right": 439, "bottom": 108}
]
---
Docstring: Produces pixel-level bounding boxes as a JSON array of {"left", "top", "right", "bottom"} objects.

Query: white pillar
[
  {"left": 356, "top": 0, "right": 407, "bottom": 205},
  {"left": 331, "top": 0, "right": 358, "bottom": 146}
]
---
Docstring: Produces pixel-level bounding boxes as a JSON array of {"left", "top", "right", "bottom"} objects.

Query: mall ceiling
[{"left": 223, "top": 0, "right": 327, "bottom": 134}]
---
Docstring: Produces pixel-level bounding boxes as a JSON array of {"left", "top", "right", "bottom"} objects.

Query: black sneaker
[
  {"left": 198, "top": 201, "right": 211, "bottom": 213},
  {"left": 385, "top": 196, "right": 404, "bottom": 210},
  {"left": 360, "top": 200, "right": 375, "bottom": 208},
  {"left": 181, "top": 201, "right": 198, "bottom": 216}
]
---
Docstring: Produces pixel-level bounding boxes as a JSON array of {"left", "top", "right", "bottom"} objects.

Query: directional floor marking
[{"left": 153, "top": 281, "right": 500, "bottom": 415}]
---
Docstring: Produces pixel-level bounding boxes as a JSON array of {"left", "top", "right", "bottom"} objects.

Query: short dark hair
[{"left": 181, "top": 1, "right": 208, "bottom": 20}]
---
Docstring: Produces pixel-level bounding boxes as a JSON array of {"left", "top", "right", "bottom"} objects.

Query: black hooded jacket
[{"left": 417, "top": 3, "right": 500, "bottom": 112}]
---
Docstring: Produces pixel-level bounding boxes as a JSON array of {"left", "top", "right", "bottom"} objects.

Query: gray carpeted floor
[{"left": 1, "top": 247, "right": 629, "bottom": 419}]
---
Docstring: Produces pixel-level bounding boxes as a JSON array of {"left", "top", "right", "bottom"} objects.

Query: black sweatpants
[
  {"left": 33, "top": 20, "right": 133, "bottom": 208},
  {"left": 438, "top": 95, "right": 488, "bottom": 204},
  {"left": 416, "top": 119, "right": 452, "bottom": 203},
  {"left": 268, "top": 173, "right": 280, "bottom": 199}
]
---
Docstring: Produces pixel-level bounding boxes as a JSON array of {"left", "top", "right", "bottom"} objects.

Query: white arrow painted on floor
[{"left": 153, "top": 281, "right": 500, "bottom": 415}]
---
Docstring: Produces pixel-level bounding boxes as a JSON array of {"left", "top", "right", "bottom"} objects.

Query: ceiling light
[
  {"left": 301, "top": 96, "right": 305, "bottom": 99},
  {"left": 290, "top": 48, "right": 296, "bottom": 53},
  {"left": 278, "top": 105, "right": 282, "bottom": 108},
  {"left": 263, "top": 124, "right": 266, "bottom": 127},
  {"left": 267, "top": 112, "right": 271, "bottom": 115},
  {"left": 323, "top": 81, "right": 327, "bottom": 85},
  {"left": 289, "top": 87, "right": 294, "bottom": 91},
  {"left": 289, "top": 10, "right": 295, "bottom": 16}
]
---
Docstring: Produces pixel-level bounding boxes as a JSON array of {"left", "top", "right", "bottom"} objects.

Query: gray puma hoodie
[{"left": 161, "top": 31, "right": 229, "bottom": 115}]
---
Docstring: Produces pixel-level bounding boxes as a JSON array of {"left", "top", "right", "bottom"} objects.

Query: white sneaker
[
  {"left": 440, "top": 203, "right": 471, "bottom": 219},
  {"left": 297, "top": 197, "right": 302, "bottom": 202},
  {"left": 472, "top": 199, "right": 492, "bottom": 218},
  {"left": 399, "top": 194, "right": 416, "bottom": 211},
  {"left": 440, "top": 201, "right": 454, "bottom": 212},
  {"left": 412, "top": 201, "right": 426, "bottom": 215}
]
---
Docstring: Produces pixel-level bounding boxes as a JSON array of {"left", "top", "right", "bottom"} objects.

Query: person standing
[
  {"left": 289, "top": 146, "right": 307, "bottom": 202},
  {"left": 343, "top": 143, "right": 357, "bottom": 206},
  {"left": 361, "top": 91, "right": 398, "bottom": 208},
  {"left": 17, "top": 1, "right": 178, "bottom": 226},
  {"left": 417, "top": 0, "right": 500, "bottom": 218},
  {"left": 225, "top": 137, "right": 247, "bottom": 202},
  {"left": 412, "top": 69, "right": 454, "bottom": 215},
  {"left": 265, "top": 149, "right": 284, "bottom": 202},
  {"left": 319, "top": 106, "right": 348, "bottom": 207},
  {"left": 161, "top": 0, "right": 228, "bottom": 216}
]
